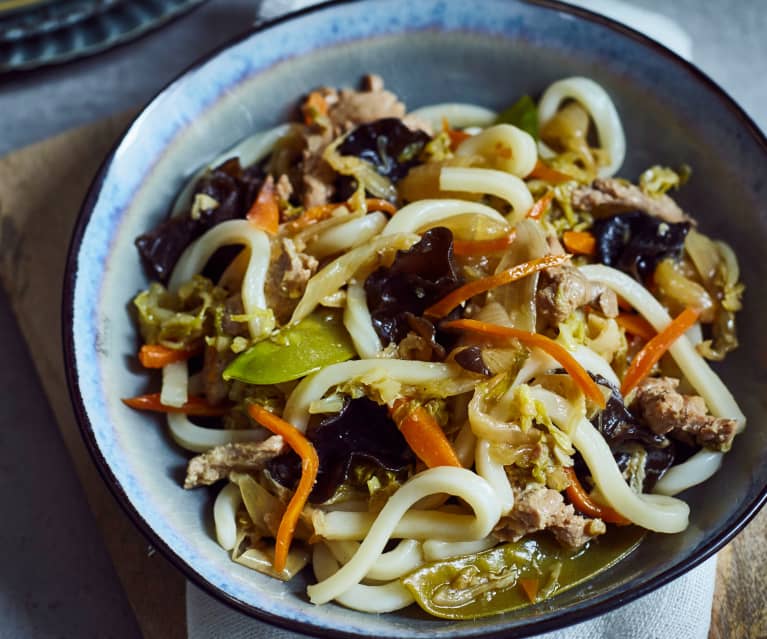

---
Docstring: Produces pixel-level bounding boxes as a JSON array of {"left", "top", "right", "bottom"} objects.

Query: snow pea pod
[{"left": 224, "top": 310, "right": 355, "bottom": 385}]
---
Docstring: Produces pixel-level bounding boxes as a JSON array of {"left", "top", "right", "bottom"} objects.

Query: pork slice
[
  {"left": 494, "top": 484, "right": 605, "bottom": 550},
  {"left": 572, "top": 177, "right": 690, "bottom": 224},
  {"left": 328, "top": 76, "right": 406, "bottom": 133},
  {"left": 632, "top": 377, "right": 737, "bottom": 452},
  {"left": 264, "top": 238, "right": 319, "bottom": 324},
  {"left": 184, "top": 436, "right": 285, "bottom": 488},
  {"left": 537, "top": 264, "right": 618, "bottom": 324}
]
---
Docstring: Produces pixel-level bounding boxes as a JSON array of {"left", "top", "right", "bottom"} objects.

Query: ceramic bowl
[{"left": 63, "top": 1, "right": 767, "bottom": 637}]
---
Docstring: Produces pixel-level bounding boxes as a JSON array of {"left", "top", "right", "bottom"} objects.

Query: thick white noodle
[
  {"left": 408, "top": 103, "right": 498, "bottom": 130},
  {"left": 171, "top": 124, "right": 292, "bottom": 217},
  {"left": 381, "top": 199, "right": 507, "bottom": 236},
  {"left": 422, "top": 536, "right": 497, "bottom": 562},
  {"left": 529, "top": 387, "right": 689, "bottom": 533},
  {"left": 538, "top": 77, "right": 626, "bottom": 177},
  {"left": 454, "top": 124, "right": 538, "bottom": 178},
  {"left": 312, "top": 544, "right": 414, "bottom": 612},
  {"left": 284, "top": 360, "right": 461, "bottom": 432},
  {"left": 654, "top": 450, "right": 724, "bottom": 496},
  {"left": 343, "top": 281, "right": 381, "bottom": 359},
  {"left": 475, "top": 438, "right": 515, "bottom": 514},
  {"left": 169, "top": 220, "right": 271, "bottom": 339},
  {"left": 308, "top": 212, "right": 387, "bottom": 259},
  {"left": 160, "top": 360, "right": 188, "bottom": 408},
  {"left": 290, "top": 233, "right": 419, "bottom": 325},
  {"left": 439, "top": 167, "right": 534, "bottom": 222},
  {"left": 453, "top": 420, "right": 477, "bottom": 468},
  {"left": 166, "top": 413, "right": 268, "bottom": 453},
  {"left": 579, "top": 264, "right": 745, "bottom": 431},
  {"left": 315, "top": 508, "right": 497, "bottom": 542},
  {"left": 325, "top": 539, "right": 424, "bottom": 581},
  {"left": 307, "top": 467, "right": 501, "bottom": 604},
  {"left": 213, "top": 482, "right": 241, "bottom": 551}
]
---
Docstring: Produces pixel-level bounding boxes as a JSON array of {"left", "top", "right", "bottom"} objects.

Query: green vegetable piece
[
  {"left": 402, "top": 528, "right": 645, "bottom": 619},
  {"left": 223, "top": 311, "right": 355, "bottom": 385},
  {"left": 496, "top": 95, "right": 539, "bottom": 140}
]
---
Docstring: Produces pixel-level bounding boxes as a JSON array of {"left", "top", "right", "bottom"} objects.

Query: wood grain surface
[{"left": 0, "top": 116, "right": 764, "bottom": 639}]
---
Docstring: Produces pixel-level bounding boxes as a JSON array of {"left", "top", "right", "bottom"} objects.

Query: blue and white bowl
[{"left": 63, "top": 1, "right": 767, "bottom": 637}]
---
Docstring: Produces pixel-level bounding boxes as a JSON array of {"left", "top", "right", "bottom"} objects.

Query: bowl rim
[{"left": 62, "top": 0, "right": 767, "bottom": 636}]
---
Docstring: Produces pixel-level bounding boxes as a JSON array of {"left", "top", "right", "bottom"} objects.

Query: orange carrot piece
[
  {"left": 562, "top": 230, "right": 596, "bottom": 256},
  {"left": 246, "top": 177, "right": 280, "bottom": 235},
  {"left": 525, "top": 191, "right": 555, "bottom": 221},
  {"left": 441, "top": 319, "right": 607, "bottom": 408},
  {"left": 364, "top": 198, "right": 398, "bottom": 216},
  {"left": 620, "top": 306, "right": 700, "bottom": 396},
  {"left": 563, "top": 467, "right": 630, "bottom": 525},
  {"left": 247, "top": 403, "right": 319, "bottom": 574},
  {"left": 391, "top": 399, "right": 462, "bottom": 468},
  {"left": 527, "top": 159, "right": 573, "bottom": 184},
  {"left": 121, "top": 393, "right": 228, "bottom": 416},
  {"left": 518, "top": 578, "right": 539, "bottom": 604},
  {"left": 424, "top": 254, "right": 569, "bottom": 319},
  {"left": 442, "top": 116, "right": 471, "bottom": 150},
  {"left": 616, "top": 313, "right": 656, "bottom": 341},
  {"left": 453, "top": 231, "right": 517, "bottom": 257},
  {"left": 301, "top": 91, "right": 329, "bottom": 126},
  {"left": 138, "top": 344, "right": 198, "bottom": 369}
]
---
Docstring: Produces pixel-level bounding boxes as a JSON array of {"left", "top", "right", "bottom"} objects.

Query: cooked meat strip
[
  {"left": 494, "top": 484, "right": 606, "bottom": 550},
  {"left": 184, "top": 436, "right": 285, "bottom": 488},
  {"left": 537, "top": 264, "right": 618, "bottom": 324},
  {"left": 275, "top": 173, "right": 294, "bottom": 203},
  {"left": 264, "top": 237, "right": 319, "bottom": 324},
  {"left": 572, "top": 177, "right": 691, "bottom": 224},
  {"left": 631, "top": 376, "right": 737, "bottom": 452}
]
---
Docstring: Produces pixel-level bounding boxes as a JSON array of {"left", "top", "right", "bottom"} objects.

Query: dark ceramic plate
[
  {"left": 63, "top": 0, "right": 767, "bottom": 637},
  {"left": 0, "top": 0, "right": 206, "bottom": 71}
]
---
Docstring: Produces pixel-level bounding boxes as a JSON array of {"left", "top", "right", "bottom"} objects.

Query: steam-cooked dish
[{"left": 125, "top": 75, "right": 745, "bottom": 618}]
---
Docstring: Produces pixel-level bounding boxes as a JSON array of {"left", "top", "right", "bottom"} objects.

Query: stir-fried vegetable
[
  {"left": 496, "top": 94, "right": 539, "bottom": 139},
  {"left": 620, "top": 306, "right": 700, "bottom": 396},
  {"left": 122, "top": 393, "right": 229, "bottom": 416},
  {"left": 246, "top": 176, "right": 279, "bottom": 234},
  {"left": 247, "top": 403, "right": 319, "bottom": 574},
  {"left": 442, "top": 319, "right": 607, "bottom": 408},
  {"left": 391, "top": 399, "right": 462, "bottom": 468},
  {"left": 563, "top": 468, "right": 629, "bottom": 525},
  {"left": 224, "top": 311, "right": 355, "bottom": 385},
  {"left": 138, "top": 343, "right": 199, "bottom": 368}
]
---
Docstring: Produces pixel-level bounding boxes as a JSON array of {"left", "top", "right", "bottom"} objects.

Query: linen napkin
[{"left": 186, "top": 1, "right": 712, "bottom": 638}]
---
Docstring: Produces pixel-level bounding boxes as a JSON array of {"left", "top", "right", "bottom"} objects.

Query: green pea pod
[
  {"left": 402, "top": 528, "right": 645, "bottom": 619},
  {"left": 223, "top": 310, "right": 355, "bottom": 385},
  {"left": 496, "top": 95, "right": 539, "bottom": 140}
]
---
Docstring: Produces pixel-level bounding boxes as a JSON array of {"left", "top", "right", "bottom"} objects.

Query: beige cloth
[{"left": 0, "top": 115, "right": 186, "bottom": 639}]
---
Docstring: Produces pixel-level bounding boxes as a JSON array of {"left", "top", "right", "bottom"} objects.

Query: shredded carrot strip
[
  {"left": 425, "top": 254, "right": 569, "bottom": 319},
  {"left": 442, "top": 116, "right": 471, "bottom": 150},
  {"left": 138, "top": 344, "right": 198, "bottom": 369},
  {"left": 518, "top": 578, "right": 539, "bottom": 603},
  {"left": 301, "top": 91, "right": 329, "bottom": 126},
  {"left": 246, "top": 177, "right": 280, "bottom": 235},
  {"left": 528, "top": 159, "right": 573, "bottom": 184},
  {"left": 453, "top": 231, "right": 517, "bottom": 256},
  {"left": 617, "top": 295, "right": 633, "bottom": 312},
  {"left": 616, "top": 313, "right": 656, "bottom": 341},
  {"left": 247, "top": 403, "right": 319, "bottom": 574},
  {"left": 563, "top": 467, "right": 630, "bottom": 525},
  {"left": 121, "top": 393, "right": 228, "bottom": 416},
  {"left": 441, "top": 319, "right": 607, "bottom": 408},
  {"left": 525, "top": 191, "right": 555, "bottom": 221},
  {"left": 364, "top": 198, "right": 397, "bottom": 216},
  {"left": 562, "top": 230, "right": 596, "bottom": 256},
  {"left": 391, "top": 399, "right": 462, "bottom": 468},
  {"left": 620, "top": 306, "right": 700, "bottom": 396},
  {"left": 288, "top": 198, "right": 397, "bottom": 232}
]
